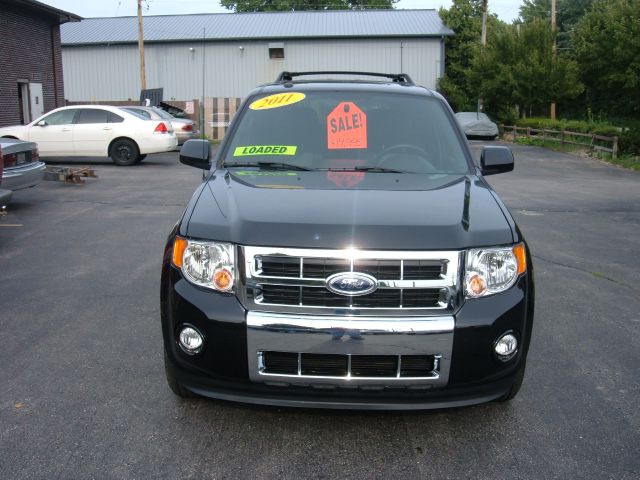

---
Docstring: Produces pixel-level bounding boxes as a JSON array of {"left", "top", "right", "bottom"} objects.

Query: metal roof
[
  {"left": 8, "top": 0, "right": 82, "bottom": 23},
  {"left": 61, "top": 9, "right": 454, "bottom": 45}
]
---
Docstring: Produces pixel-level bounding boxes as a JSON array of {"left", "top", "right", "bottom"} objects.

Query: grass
[{"left": 507, "top": 136, "right": 640, "bottom": 171}]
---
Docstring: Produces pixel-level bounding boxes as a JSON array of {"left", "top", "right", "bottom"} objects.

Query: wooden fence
[{"left": 501, "top": 125, "right": 619, "bottom": 159}]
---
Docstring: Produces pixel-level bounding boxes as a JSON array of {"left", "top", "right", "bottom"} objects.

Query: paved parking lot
[{"left": 1, "top": 144, "right": 638, "bottom": 479}]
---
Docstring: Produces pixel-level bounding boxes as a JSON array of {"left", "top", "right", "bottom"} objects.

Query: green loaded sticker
[{"left": 233, "top": 145, "right": 297, "bottom": 156}]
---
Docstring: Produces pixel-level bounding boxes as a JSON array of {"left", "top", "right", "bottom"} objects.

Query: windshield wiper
[
  {"left": 321, "top": 166, "right": 408, "bottom": 174},
  {"left": 223, "top": 161, "right": 312, "bottom": 171}
]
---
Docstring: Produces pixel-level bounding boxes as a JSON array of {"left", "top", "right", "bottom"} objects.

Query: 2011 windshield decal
[{"left": 249, "top": 93, "right": 306, "bottom": 110}]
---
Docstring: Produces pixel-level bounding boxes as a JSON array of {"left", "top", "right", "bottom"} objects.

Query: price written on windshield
[{"left": 326, "top": 102, "right": 368, "bottom": 150}]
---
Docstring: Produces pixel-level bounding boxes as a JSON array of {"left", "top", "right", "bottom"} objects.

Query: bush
[
  {"left": 619, "top": 123, "right": 640, "bottom": 155},
  {"left": 513, "top": 118, "right": 622, "bottom": 138},
  {"left": 515, "top": 117, "right": 562, "bottom": 130},
  {"left": 591, "top": 125, "right": 620, "bottom": 136},
  {"left": 563, "top": 120, "right": 591, "bottom": 133}
]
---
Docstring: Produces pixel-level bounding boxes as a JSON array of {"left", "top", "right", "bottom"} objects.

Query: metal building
[{"left": 60, "top": 9, "right": 454, "bottom": 103}]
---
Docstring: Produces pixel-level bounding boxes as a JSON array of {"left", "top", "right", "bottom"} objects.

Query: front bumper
[
  {"left": 2, "top": 161, "right": 46, "bottom": 190},
  {"left": 161, "top": 260, "right": 534, "bottom": 409}
]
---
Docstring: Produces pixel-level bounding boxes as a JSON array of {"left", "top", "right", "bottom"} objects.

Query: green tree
[
  {"left": 572, "top": 0, "right": 640, "bottom": 116},
  {"left": 220, "top": 0, "right": 397, "bottom": 11},
  {"left": 470, "top": 19, "right": 583, "bottom": 118},
  {"left": 437, "top": 0, "right": 504, "bottom": 111},
  {"left": 519, "top": 0, "right": 594, "bottom": 48}
]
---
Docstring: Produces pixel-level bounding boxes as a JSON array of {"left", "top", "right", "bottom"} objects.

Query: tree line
[{"left": 439, "top": 0, "right": 639, "bottom": 125}]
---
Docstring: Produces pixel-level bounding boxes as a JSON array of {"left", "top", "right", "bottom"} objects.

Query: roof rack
[{"left": 276, "top": 71, "right": 414, "bottom": 85}]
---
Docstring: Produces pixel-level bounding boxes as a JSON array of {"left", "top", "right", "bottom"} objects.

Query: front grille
[
  {"left": 256, "top": 256, "right": 444, "bottom": 280},
  {"left": 243, "top": 247, "right": 461, "bottom": 315},
  {"left": 261, "top": 352, "right": 438, "bottom": 378},
  {"left": 260, "top": 285, "right": 442, "bottom": 308}
]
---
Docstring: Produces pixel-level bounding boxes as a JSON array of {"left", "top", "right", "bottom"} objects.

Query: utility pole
[
  {"left": 478, "top": 0, "right": 488, "bottom": 115},
  {"left": 137, "top": 0, "right": 147, "bottom": 91},
  {"left": 481, "top": 0, "right": 488, "bottom": 48},
  {"left": 550, "top": 0, "right": 557, "bottom": 120}
]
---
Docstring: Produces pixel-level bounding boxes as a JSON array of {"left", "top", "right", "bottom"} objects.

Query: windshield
[
  {"left": 223, "top": 91, "right": 470, "bottom": 175},
  {"left": 456, "top": 112, "right": 489, "bottom": 121}
]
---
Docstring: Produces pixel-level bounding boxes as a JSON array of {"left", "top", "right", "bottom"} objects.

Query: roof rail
[{"left": 276, "top": 71, "right": 414, "bottom": 85}]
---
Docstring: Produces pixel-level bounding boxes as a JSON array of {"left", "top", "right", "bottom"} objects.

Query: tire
[
  {"left": 497, "top": 361, "right": 526, "bottom": 402},
  {"left": 135, "top": 154, "right": 147, "bottom": 163},
  {"left": 164, "top": 348, "right": 197, "bottom": 398},
  {"left": 109, "top": 139, "right": 139, "bottom": 166}
]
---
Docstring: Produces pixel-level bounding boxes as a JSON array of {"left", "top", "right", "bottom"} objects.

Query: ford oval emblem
[{"left": 325, "top": 272, "right": 378, "bottom": 296}]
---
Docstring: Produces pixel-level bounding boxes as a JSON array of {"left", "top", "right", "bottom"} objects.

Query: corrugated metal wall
[{"left": 62, "top": 38, "right": 443, "bottom": 102}]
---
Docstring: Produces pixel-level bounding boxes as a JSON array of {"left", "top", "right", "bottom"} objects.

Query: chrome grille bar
[{"left": 240, "top": 246, "right": 462, "bottom": 316}]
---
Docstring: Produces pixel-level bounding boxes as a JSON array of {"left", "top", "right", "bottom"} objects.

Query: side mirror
[
  {"left": 480, "top": 146, "right": 514, "bottom": 175},
  {"left": 179, "top": 139, "right": 211, "bottom": 170},
  {"left": 36, "top": 120, "right": 48, "bottom": 127}
]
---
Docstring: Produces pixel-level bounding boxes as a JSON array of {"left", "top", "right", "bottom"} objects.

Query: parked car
[
  {"left": 121, "top": 106, "right": 198, "bottom": 145},
  {"left": 161, "top": 71, "right": 534, "bottom": 410},
  {"left": 455, "top": 112, "right": 499, "bottom": 139},
  {"left": 0, "top": 138, "right": 45, "bottom": 192},
  {"left": 0, "top": 106, "right": 177, "bottom": 166}
]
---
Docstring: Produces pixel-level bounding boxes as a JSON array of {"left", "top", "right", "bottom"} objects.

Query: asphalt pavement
[{"left": 0, "top": 143, "right": 638, "bottom": 479}]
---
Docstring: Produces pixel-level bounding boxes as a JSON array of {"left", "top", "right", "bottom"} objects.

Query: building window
[
  {"left": 269, "top": 47, "right": 284, "bottom": 59},
  {"left": 268, "top": 42, "right": 285, "bottom": 59}
]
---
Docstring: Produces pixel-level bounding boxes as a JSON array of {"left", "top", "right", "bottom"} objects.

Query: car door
[
  {"left": 27, "top": 108, "right": 78, "bottom": 156},
  {"left": 72, "top": 108, "right": 115, "bottom": 156}
]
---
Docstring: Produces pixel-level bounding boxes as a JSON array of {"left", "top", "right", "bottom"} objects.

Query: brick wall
[{"left": 0, "top": 3, "right": 66, "bottom": 127}]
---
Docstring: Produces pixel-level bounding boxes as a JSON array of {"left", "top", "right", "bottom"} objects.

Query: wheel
[
  {"left": 164, "top": 347, "right": 197, "bottom": 398},
  {"left": 109, "top": 139, "right": 139, "bottom": 166},
  {"left": 497, "top": 361, "right": 526, "bottom": 402},
  {"left": 135, "top": 154, "right": 147, "bottom": 163}
]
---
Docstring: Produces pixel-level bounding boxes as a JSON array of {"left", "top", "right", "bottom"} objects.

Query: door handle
[
  {"left": 103, "top": 126, "right": 113, "bottom": 130},
  {"left": 61, "top": 127, "right": 71, "bottom": 132}
]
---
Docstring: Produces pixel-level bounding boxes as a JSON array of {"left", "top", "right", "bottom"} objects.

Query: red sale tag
[{"left": 327, "top": 102, "right": 368, "bottom": 150}]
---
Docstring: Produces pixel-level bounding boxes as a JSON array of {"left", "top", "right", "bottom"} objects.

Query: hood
[{"left": 186, "top": 170, "right": 514, "bottom": 250}]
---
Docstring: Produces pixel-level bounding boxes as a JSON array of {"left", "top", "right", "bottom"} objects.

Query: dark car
[
  {"left": 161, "top": 72, "right": 534, "bottom": 410},
  {"left": 0, "top": 138, "right": 45, "bottom": 194}
]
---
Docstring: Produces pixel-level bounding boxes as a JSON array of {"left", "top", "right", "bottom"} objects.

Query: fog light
[
  {"left": 494, "top": 332, "right": 518, "bottom": 359},
  {"left": 178, "top": 326, "right": 204, "bottom": 354}
]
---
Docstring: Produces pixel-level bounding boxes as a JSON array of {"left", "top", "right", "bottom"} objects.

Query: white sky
[{"left": 38, "top": 0, "right": 521, "bottom": 23}]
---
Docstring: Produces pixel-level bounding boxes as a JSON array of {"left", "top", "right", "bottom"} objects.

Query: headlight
[
  {"left": 172, "top": 237, "right": 235, "bottom": 292},
  {"left": 465, "top": 243, "right": 526, "bottom": 298}
]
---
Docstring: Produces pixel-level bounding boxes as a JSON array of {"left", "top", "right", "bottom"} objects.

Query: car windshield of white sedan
[{"left": 223, "top": 92, "right": 470, "bottom": 175}]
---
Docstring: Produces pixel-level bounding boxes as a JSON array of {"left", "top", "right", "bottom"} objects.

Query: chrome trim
[
  {"left": 325, "top": 272, "right": 378, "bottom": 296},
  {"left": 240, "top": 246, "right": 462, "bottom": 317},
  {"left": 247, "top": 311, "right": 453, "bottom": 386}
]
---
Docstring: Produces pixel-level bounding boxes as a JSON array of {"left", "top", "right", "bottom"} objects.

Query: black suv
[{"left": 161, "top": 72, "right": 534, "bottom": 410}]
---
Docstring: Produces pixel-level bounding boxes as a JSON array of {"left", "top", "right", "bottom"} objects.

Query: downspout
[{"left": 51, "top": 24, "right": 59, "bottom": 107}]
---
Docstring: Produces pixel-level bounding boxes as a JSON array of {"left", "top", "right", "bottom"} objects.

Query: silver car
[
  {"left": 455, "top": 112, "right": 499, "bottom": 139},
  {"left": 0, "top": 138, "right": 46, "bottom": 192},
  {"left": 121, "top": 106, "right": 198, "bottom": 145}
]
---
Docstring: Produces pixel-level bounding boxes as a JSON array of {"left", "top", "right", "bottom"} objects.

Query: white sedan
[{"left": 0, "top": 105, "right": 178, "bottom": 166}]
